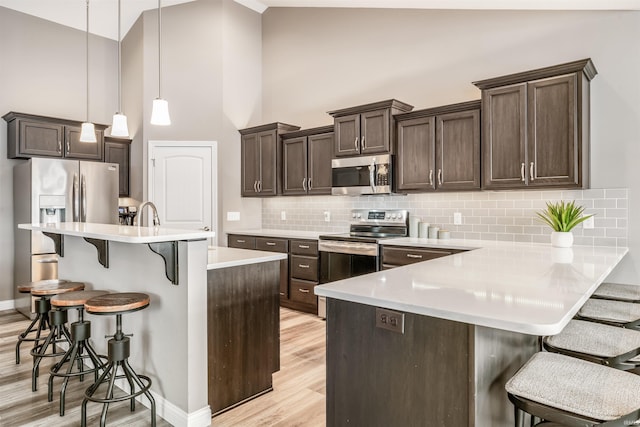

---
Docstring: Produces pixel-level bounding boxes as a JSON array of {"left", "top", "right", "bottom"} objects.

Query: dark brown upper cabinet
[
  {"left": 282, "top": 125, "right": 334, "bottom": 196},
  {"left": 239, "top": 122, "right": 300, "bottom": 197},
  {"left": 3, "top": 112, "right": 106, "bottom": 161},
  {"left": 328, "top": 99, "right": 413, "bottom": 157},
  {"left": 104, "top": 136, "right": 131, "bottom": 197},
  {"left": 395, "top": 100, "right": 481, "bottom": 193},
  {"left": 473, "top": 58, "right": 597, "bottom": 190}
]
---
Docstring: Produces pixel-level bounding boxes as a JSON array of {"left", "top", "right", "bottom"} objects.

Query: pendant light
[
  {"left": 150, "top": 0, "right": 171, "bottom": 125},
  {"left": 110, "top": 0, "right": 129, "bottom": 137},
  {"left": 80, "top": 0, "right": 97, "bottom": 143}
]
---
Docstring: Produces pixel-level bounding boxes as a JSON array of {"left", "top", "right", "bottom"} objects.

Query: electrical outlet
[
  {"left": 281, "top": 210, "right": 287, "bottom": 221},
  {"left": 227, "top": 211, "right": 240, "bottom": 221},
  {"left": 375, "top": 307, "right": 405, "bottom": 334},
  {"left": 453, "top": 212, "right": 462, "bottom": 225},
  {"left": 583, "top": 215, "right": 595, "bottom": 229},
  {"left": 324, "top": 211, "right": 331, "bottom": 222}
]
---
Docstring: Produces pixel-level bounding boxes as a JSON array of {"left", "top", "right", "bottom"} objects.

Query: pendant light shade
[
  {"left": 80, "top": 0, "right": 96, "bottom": 143},
  {"left": 150, "top": 0, "right": 171, "bottom": 126},
  {"left": 111, "top": 0, "right": 130, "bottom": 137}
]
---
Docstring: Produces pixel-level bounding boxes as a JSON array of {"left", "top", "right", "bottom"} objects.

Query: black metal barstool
[
  {"left": 576, "top": 298, "right": 640, "bottom": 329},
  {"left": 591, "top": 282, "right": 640, "bottom": 303},
  {"left": 15, "top": 279, "right": 68, "bottom": 364},
  {"left": 48, "top": 290, "right": 109, "bottom": 416},
  {"left": 30, "top": 281, "right": 86, "bottom": 392},
  {"left": 81, "top": 292, "right": 156, "bottom": 427}
]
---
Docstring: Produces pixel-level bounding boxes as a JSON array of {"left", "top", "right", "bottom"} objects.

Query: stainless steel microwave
[{"left": 331, "top": 154, "right": 392, "bottom": 195}]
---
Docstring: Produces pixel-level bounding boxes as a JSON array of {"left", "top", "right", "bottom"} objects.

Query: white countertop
[
  {"left": 315, "top": 240, "right": 628, "bottom": 336},
  {"left": 207, "top": 246, "right": 287, "bottom": 270},
  {"left": 227, "top": 228, "right": 342, "bottom": 240},
  {"left": 19, "top": 222, "right": 215, "bottom": 244}
]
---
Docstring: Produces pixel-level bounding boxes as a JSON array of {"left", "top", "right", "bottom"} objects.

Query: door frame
[{"left": 147, "top": 140, "right": 218, "bottom": 245}]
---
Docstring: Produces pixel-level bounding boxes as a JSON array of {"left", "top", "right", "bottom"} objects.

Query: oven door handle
[{"left": 319, "top": 241, "right": 379, "bottom": 256}]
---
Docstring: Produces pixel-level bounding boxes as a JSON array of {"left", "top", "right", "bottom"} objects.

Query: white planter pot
[{"left": 551, "top": 231, "right": 574, "bottom": 248}]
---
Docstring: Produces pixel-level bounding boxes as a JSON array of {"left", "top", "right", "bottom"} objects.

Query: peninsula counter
[{"left": 314, "top": 240, "right": 628, "bottom": 427}]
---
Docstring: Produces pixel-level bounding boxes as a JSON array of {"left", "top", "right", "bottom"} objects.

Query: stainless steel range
[{"left": 317, "top": 209, "right": 409, "bottom": 317}]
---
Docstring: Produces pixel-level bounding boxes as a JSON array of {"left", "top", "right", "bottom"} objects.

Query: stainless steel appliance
[
  {"left": 318, "top": 208, "right": 409, "bottom": 317},
  {"left": 13, "top": 158, "right": 119, "bottom": 316},
  {"left": 331, "top": 154, "right": 393, "bottom": 195}
]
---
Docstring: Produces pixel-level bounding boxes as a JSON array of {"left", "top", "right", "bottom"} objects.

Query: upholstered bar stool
[
  {"left": 30, "top": 281, "right": 86, "bottom": 392},
  {"left": 591, "top": 282, "right": 640, "bottom": 303},
  {"left": 48, "top": 290, "right": 109, "bottom": 416},
  {"left": 15, "top": 279, "right": 69, "bottom": 364},
  {"left": 576, "top": 298, "right": 640, "bottom": 329},
  {"left": 542, "top": 319, "right": 640, "bottom": 370},
  {"left": 81, "top": 293, "right": 156, "bottom": 427},
  {"left": 506, "top": 352, "right": 640, "bottom": 427}
]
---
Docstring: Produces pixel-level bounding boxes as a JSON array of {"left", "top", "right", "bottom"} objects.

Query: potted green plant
[{"left": 536, "top": 200, "right": 594, "bottom": 248}]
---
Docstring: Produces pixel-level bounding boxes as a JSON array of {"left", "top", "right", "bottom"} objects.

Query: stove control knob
[
  {"left": 356, "top": 213, "right": 361, "bottom": 219},
  {"left": 391, "top": 213, "right": 397, "bottom": 219},
  {"left": 352, "top": 213, "right": 357, "bottom": 218}
]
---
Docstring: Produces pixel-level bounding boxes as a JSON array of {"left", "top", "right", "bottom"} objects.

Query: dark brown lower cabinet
[
  {"left": 207, "top": 260, "right": 280, "bottom": 416},
  {"left": 325, "top": 298, "right": 537, "bottom": 426}
]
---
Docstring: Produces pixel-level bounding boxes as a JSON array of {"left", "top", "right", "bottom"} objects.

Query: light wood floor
[{"left": 0, "top": 307, "right": 327, "bottom": 426}]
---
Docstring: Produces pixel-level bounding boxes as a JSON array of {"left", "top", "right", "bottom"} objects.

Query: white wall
[
  {"left": 261, "top": 8, "right": 640, "bottom": 283},
  {"left": 0, "top": 6, "right": 117, "bottom": 302}
]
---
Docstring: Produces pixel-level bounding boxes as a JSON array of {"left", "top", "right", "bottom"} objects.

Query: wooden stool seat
[
  {"left": 85, "top": 293, "right": 150, "bottom": 314},
  {"left": 52, "top": 290, "right": 110, "bottom": 308},
  {"left": 17, "top": 279, "right": 69, "bottom": 294},
  {"left": 30, "top": 282, "right": 85, "bottom": 296}
]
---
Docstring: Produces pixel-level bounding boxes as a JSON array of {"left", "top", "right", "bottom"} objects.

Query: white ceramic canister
[
  {"left": 428, "top": 226, "right": 440, "bottom": 239},
  {"left": 418, "top": 222, "right": 430, "bottom": 238},
  {"left": 409, "top": 216, "right": 421, "bottom": 237},
  {"left": 438, "top": 229, "right": 451, "bottom": 240}
]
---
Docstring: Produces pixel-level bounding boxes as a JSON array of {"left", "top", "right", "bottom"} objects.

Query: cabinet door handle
[
  {"left": 308, "top": 178, "right": 312, "bottom": 190},
  {"left": 254, "top": 181, "right": 258, "bottom": 192},
  {"left": 236, "top": 239, "right": 246, "bottom": 243},
  {"left": 58, "top": 140, "right": 62, "bottom": 152},
  {"left": 298, "top": 244, "right": 310, "bottom": 249},
  {"left": 520, "top": 163, "right": 525, "bottom": 182},
  {"left": 354, "top": 137, "right": 359, "bottom": 151},
  {"left": 298, "top": 288, "right": 310, "bottom": 293},
  {"left": 266, "top": 242, "right": 276, "bottom": 246},
  {"left": 429, "top": 169, "right": 433, "bottom": 186},
  {"left": 66, "top": 140, "right": 70, "bottom": 153},
  {"left": 258, "top": 181, "right": 262, "bottom": 192},
  {"left": 406, "top": 254, "right": 423, "bottom": 259},
  {"left": 530, "top": 162, "right": 535, "bottom": 181},
  {"left": 361, "top": 136, "right": 366, "bottom": 150},
  {"left": 298, "top": 264, "right": 310, "bottom": 268},
  {"left": 438, "top": 169, "right": 443, "bottom": 186},
  {"left": 302, "top": 178, "right": 307, "bottom": 191}
]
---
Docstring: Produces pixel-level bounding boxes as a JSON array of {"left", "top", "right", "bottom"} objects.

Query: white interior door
[{"left": 148, "top": 141, "right": 217, "bottom": 245}]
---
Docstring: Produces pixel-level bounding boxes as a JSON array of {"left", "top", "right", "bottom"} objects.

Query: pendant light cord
[
  {"left": 85, "top": 0, "right": 90, "bottom": 122},
  {"left": 117, "top": 0, "right": 122, "bottom": 113},
  {"left": 157, "top": 0, "right": 162, "bottom": 99}
]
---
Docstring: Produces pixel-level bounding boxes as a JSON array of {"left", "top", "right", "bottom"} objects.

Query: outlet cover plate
[
  {"left": 583, "top": 216, "right": 595, "bottom": 229},
  {"left": 375, "top": 307, "right": 405, "bottom": 334},
  {"left": 227, "top": 211, "right": 240, "bottom": 221},
  {"left": 453, "top": 212, "right": 462, "bottom": 225}
]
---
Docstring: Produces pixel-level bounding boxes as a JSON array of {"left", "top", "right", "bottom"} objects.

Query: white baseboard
[
  {"left": 115, "top": 378, "right": 212, "bottom": 426},
  {"left": 0, "top": 299, "right": 15, "bottom": 311}
]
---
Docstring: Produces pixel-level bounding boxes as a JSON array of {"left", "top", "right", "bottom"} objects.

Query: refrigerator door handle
[
  {"left": 72, "top": 173, "right": 79, "bottom": 222},
  {"left": 81, "top": 174, "right": 87, "bottom": 222}
]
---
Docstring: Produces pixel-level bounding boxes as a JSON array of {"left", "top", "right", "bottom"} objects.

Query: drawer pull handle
[
  {"left": 266, "top": 242, "right": 276, "bottom": 246},
  {"left": 298, "top": 244, "right": 310, "bottom": 249},
  {"left": 406, "top": 254, "right": 423, "bottom": 259},
  {"left": 298, "top": 264, "right": 310, "bottom": 268},
  {"left": 236, "top": 239, "right": 245, "bottom": 243},
  {"left": 298, "top": 288, "right": 310, "bottom": 293},
  {"left": 279, "top": 292, "right": 285, "bottom": 296}
]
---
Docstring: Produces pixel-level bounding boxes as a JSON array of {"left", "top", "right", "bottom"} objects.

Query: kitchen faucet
[{"left": 134, "top": 201, "right": 161, "bottom": 227}]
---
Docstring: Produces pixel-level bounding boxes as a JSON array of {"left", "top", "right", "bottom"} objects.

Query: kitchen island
[
  {"left": 17, "top": 223, "right": 286, "bottom": 427},
  {"left": 315, "top": 240, "right": 628, "bottom": 426}
]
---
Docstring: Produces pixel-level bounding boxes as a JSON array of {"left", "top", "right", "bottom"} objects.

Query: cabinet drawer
[
  {"left": 256, "top": 237, "right": 288, "bottom": 253},
  {"left": 290, "top": 279, "right": 317, "bottom": 306},
  {"left": 290, "top": 255, "right": 318, "bottom": 281},
  {"left": 290, "top": 239, "right": 318, "bottom": 256},
  {"left": 228, "top": 235, "right": 256, "bottom": 249},
  {"left": 382, "top": 246, "right": 463, "bottom": 267}
]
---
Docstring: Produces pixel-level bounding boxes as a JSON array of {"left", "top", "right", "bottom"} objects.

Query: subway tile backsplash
[{"left": 262, "top": 188, "right": 628, "bottom": 247}]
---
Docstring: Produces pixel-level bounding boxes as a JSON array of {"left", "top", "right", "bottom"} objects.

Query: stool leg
[
  {"left": 82, "top": 362, "right": 113, "bottom": 427},
  {"left": 15, "top": 315, "right": 40, "bottom": 364},
  {"left": 123, "top": 359, "right": 156, "bottom": 427},
  {"left": 515, "top": 406, "right": 524, "bottom": 427},
  {"left": 32, "top": 329, "right": 56, "bottom": 392},
  {"left": 100, "top": 362, "right": 119, "bottom": 427},
  {"left": 58, "top": 343, "right": 81, "bottom": 416}
]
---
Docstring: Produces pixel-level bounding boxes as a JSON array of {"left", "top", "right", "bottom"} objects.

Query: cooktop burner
[{"left": 319, "top": 209, "right": 409, "bottom": 243}]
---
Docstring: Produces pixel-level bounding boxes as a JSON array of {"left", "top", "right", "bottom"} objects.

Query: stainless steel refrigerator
[{"left": 13, "top": 158, "right": 119, "bottom": 316}]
